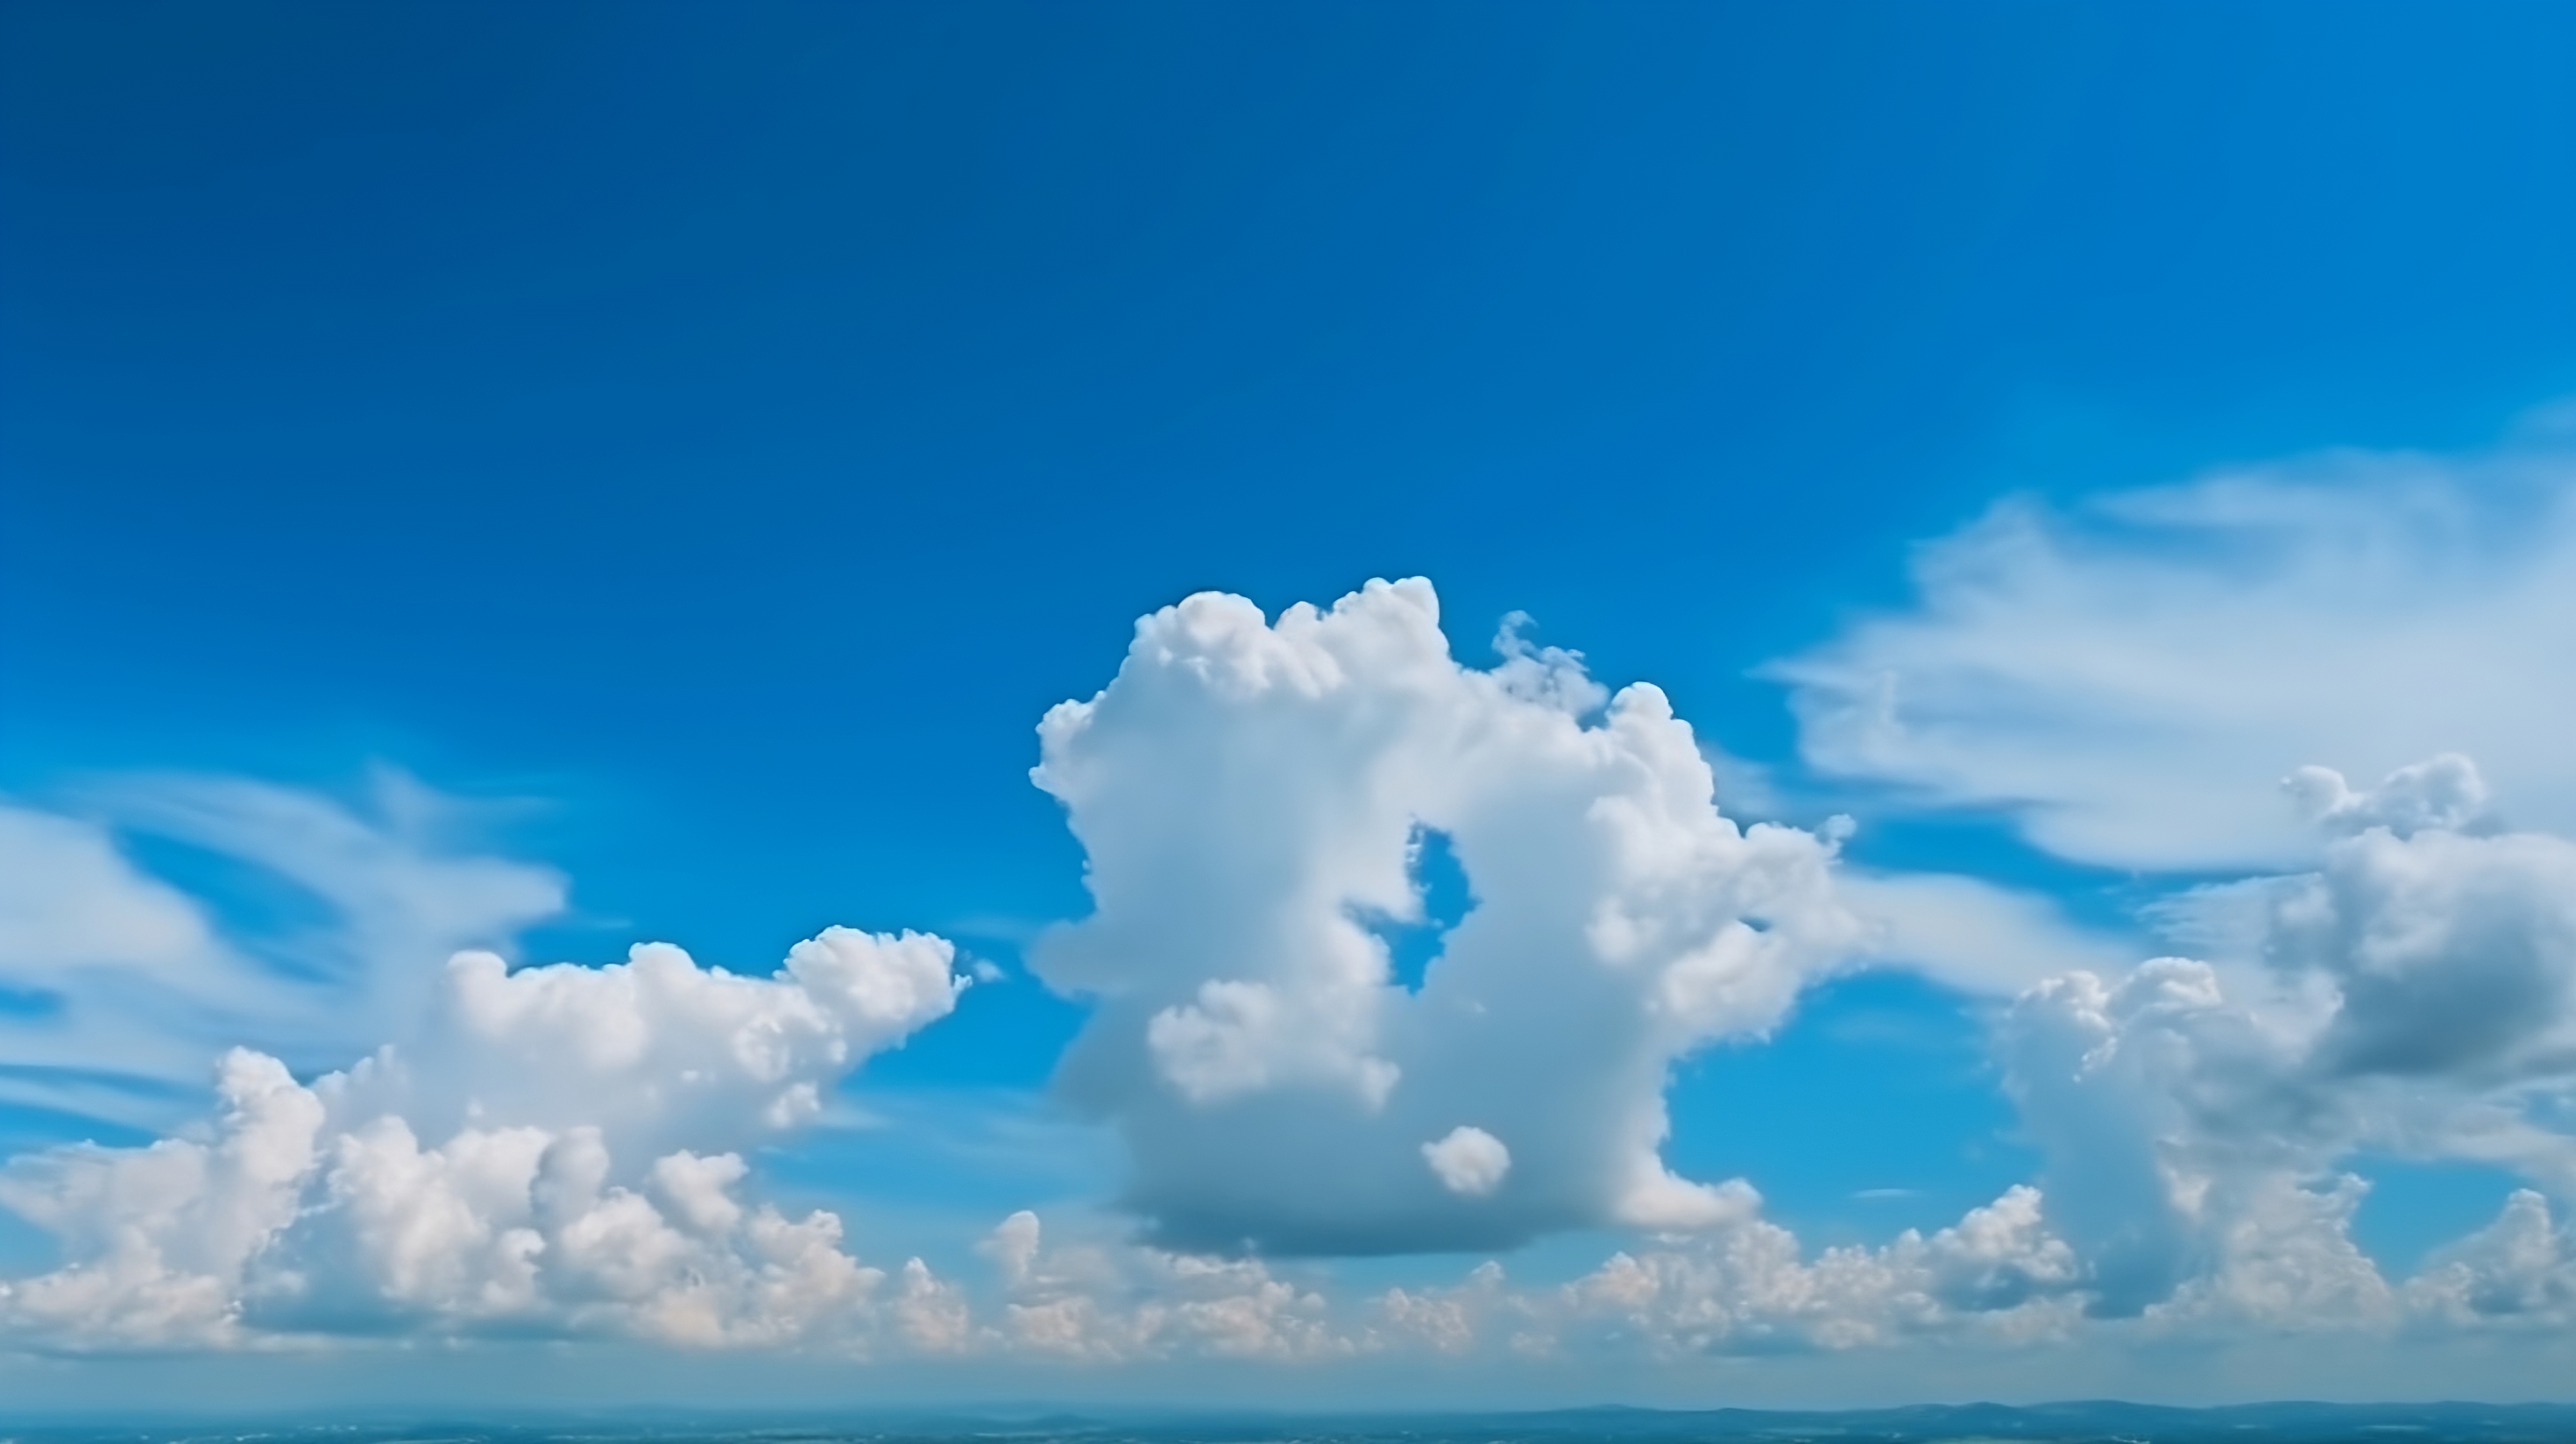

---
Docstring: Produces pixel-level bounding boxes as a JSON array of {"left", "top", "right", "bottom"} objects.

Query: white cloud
[
  {"left": 0, "top": 803, "right": 216, "bottom": 977},
  {"left": 0, "top": 773, "right": 567, "bottom": 1130},
  {"left": 88, "top": 770, "right": 569, "bottom": 1019},
  {"left": 25, "top": 563, "right": 2576, "bottom": 1373},
  {"left": 969, "top": 1192, "right": 2097, "bottom": 1365},
  {"left": 2149, "top": 1173, "right": 2395, "bottom": 1333},
  {"left": 2287, "top": 752, "right": 2496, "bottom": 840},
  {"left": 1753, "top": 415, "right": 2576, "bottom": 1347},
  {"left": 1368, "top": 1259, "right": 1509, "bottom": 1355},
  {"left": 1999, "top": 959, "right": 2305, "bottom": 1317},
  {"left": 0, "top": 928, "right": 967, "bottom": 1351},
  {"left": 1547, "top": 1185, "right": 2086, "bottom": 1356},
  {"left": 0, "top": 802, "right": 280, "bottom": 1116},
  {"left": 333, "top": 930, "right": 963, "bottom": 1162},
  {"left": 1838, "top": 867, "right": 2135, "bottom": 997},
  {"left": 0, "top": 1048, "right": 319, "bottom": 1348},
  {"left": 1768, "top": 430, "right": 2576, "bottom": 871},
  {"left": 2404, "top": 1189, "right": 2576, "bottom": 1328},
  {"left": 2265, "top": 777, "right": 2576, "bottom": 1087},
  {"left": 977, "top": 1210, "right": 1350, "bottom": 1363},
  {"left": 1989, "top": 757, "right": 2576, "bottom": 1322},
  {"left": 1030, "top": 579, "right": 1864, "bottom": 1254},
  {"left": 1422, "top": 1126, "right": 1510, "bottom": 1198}
]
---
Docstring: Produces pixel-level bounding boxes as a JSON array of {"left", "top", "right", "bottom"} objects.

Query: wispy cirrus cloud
[
  {"left": 1767, "top": 419, "right": 2576, "bottom": 872},
  {"left": 0, "top": 771, "right": 565, "bottom": 1132}
]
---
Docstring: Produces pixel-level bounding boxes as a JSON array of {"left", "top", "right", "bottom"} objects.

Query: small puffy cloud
[
  {"left": 1368, "top": 1260, "right": 1509, "bottom": 1355},
  {"left": 2286, "top": 752, "right": 2496, "bottom": 839},
  {"left": 1031, "top": 579, "right": 1863, "bottom": 1255},
  {"left": 0, "top": 929, "right": 967, "bottom": 1352},
  {"left": 1769, "top": 434, "right": 2576, "bottom": 871},
  {"left": 88, "top": 771, "right": 570, "bottom": 1023},
  {"left": 1422, "top": 1127, "right": 1510, "bottom": 1198}
]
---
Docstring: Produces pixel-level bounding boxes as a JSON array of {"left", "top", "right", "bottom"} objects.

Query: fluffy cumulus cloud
[
  {"left": 1030, "top": 580, "right": 1864, "bottom": 1254},
  {"left": 1989, "top": 757, "right": 2576, "bottom": 1332},
  {"left": 1333, "top": 753, "right": 2576, "bottom": 1356},
  {"left": 2404, "top": 1189, "right": 2576, "bottom": 1328},
  {"left": 933, "top": 575, "right": 2576, "bottom": 1360},
  {"left": 1769, "top": 425, "right": 2576, "bottom": 871},
  {"left": 0, "top": 929, "right": 966, "bottom": 1351}
]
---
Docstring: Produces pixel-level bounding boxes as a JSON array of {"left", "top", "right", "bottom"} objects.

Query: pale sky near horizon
[{"left": 9, "top": 0, "right": 2576, "bottom": 1410}]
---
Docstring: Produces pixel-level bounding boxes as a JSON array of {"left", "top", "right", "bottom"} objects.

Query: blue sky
[{"left": 9, "top": 0, "right": 2576, "bottom": 1410}]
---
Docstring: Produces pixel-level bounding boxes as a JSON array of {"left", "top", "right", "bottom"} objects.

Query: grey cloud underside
[{"left": 1995, "top": 761, "right": 2576, "bottom": 1326}]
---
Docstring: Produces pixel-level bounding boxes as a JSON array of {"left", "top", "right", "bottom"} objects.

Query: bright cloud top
[
  {"left": 1030, "top": 579, "right": 1863, "bottom": 1253},
  {"left": 0, "top": 929, "right": 965, "bottom": 1350}
]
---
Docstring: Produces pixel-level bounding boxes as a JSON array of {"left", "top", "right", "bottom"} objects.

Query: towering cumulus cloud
[
  {"left": 1996, "top": 756, "right": 2576, "bottom": 1326},
  {"left": 0, "top": 929, "right": 967, "bottom": 1349},
  {"left": 1031, "top": 579, "right": 1863, "bottom": 1254}
]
